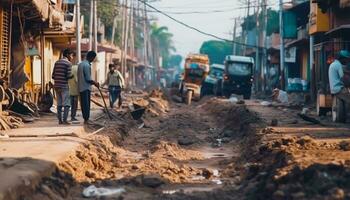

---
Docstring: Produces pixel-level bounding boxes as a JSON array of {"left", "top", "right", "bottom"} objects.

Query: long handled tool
[{"left": 96, "top": 86, "right": 113, "bottom": 120}]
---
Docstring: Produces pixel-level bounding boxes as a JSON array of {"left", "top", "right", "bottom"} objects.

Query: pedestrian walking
[
  {"left": 68, "top": 64, "right": 79, "bottom": 123},
  {"left": 52, "top": 48, "right": 74, "bottom": 125},
  {"left": 77, "top": 51, "right": 99, "bottom": 124},
  {"left": 102, "top": 64, "right": 125, "bottom": 108}
]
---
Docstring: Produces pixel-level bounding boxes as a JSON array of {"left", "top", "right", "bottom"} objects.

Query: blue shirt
[
  {"left": 78, "top": 60, "right": 94, "bottom": 92},
  {"left": 329, "top": 59, "right": 344, "bottom": 94}
]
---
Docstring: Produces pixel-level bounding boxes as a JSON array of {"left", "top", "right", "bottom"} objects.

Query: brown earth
[{"left": 25, "top": 92, "right": 350, "bottom": 200}]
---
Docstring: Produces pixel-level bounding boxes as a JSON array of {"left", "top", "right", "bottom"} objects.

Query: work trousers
[
  {"left": 70, "top": 96, "right": 79, "bottom": 119},
  {"left": 80, "top": 90, "right": 91, "bottom": 121},
  {"left": 336, "top": 88, "right": 350, "bottom": 102},
  {"left": 55, "top": 87, "right": 70, "bottom": 122},
  {"left": 108, "top": 85, "right": 122, "bottom": 108}
]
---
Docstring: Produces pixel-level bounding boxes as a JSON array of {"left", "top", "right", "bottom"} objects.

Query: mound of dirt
[
  {"left": 249, "top": 163, "right": 350, "bottom": 200},
  {"left": 151, "top": 141, "right": 204, "bottom": 161},
  {"left": 198, "top": 99, "right": 261, "bottom": 141},
  {"left": 57, "top": 135, "right": 205, "bottom": 185}
]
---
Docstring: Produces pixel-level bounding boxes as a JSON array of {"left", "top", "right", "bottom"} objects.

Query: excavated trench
[{"left": 26, "top": 96, "right": 264, "bottom": 200}]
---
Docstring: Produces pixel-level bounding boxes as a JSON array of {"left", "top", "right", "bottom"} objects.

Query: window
[
  {"left": 227, "top": 62, "right": 251, "bottom": 76},
  {"left": 209, "top": 68, "right": 224, "bottom": 78}
]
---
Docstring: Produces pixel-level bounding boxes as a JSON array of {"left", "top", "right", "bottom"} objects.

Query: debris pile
[
  {"left": 0, "top": 111, "right": 23, "bottom": 130},
  {"left": 133, "top": 89, "right": 170, "bottom": 117}
]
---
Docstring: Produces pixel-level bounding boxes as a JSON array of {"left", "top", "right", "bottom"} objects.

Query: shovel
[{"left": 96, "top": 85, "right": 113, "bottom": 120}]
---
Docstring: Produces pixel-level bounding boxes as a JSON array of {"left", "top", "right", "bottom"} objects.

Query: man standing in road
[
  {"left": 68, "top": 64, "right": 79, "bottom": 123},
  {"left": 52, "top": 48, "right": 74, "bottom": 125},
  {"left": 78, "top": 51, "right": 99, "bottom": 124},
  {"left": 329, "top": 50, "right": 350, "bottom": 100},
  {"left": 102, "top": 64, "right": 125, "bottom": 108}
]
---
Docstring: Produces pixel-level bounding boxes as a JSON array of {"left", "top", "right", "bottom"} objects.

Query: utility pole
[
  {"left": 130, "top": 1, "right": 136, "bottom": 86},
  {"left": 89, "top": 0, "right": 93, "bottom": 50},
  {"left": 76, "top": 0, "right": 81, "bottom": 63},
  {"left": 261, "top": 0, "right": 268, "bottom": 92},
  {"left": 243, "top": 0, "right": 251, "bottom": 56},
  {"left": 123, "top": 0, "right": 130, "bottom": 78},
  {"left": 111, "top": 3, "right": 118, "bottom": 46},
  {"left": 255, "top": 0, "right": 260, "bottom": 92},
  {"left": 232, "top": 18, "right": 237, "bottom": 55},
  {"left": 279, "top": 0, "right": 285, "bottom": 89},
  {"left": 93, "top": 0, "right": 98, "bottom": 53},
  {"left": 310, "top": 35, "right": 315, "bottom": 100},
  {"left": 120, "top": 0, "right": 126, "bottom": 75},
  {"left": 142, "top": 1, "right": 148, "bottom": 66}
]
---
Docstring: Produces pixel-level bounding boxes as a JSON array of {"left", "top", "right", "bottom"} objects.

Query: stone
[
  {"left": 339, "top": 141, "right": 350, "bottom": 151},
  {"left": 330, "top": 187, "right": 345, "bottom": 200},
  {"left": 202, "top": 168, "right": 214, "bottom": 179},
  {"left": 142, "top": 175, "right": 166, "bottom": 188},
  {"left": 272, "top": 190, "right": 285, "bottom": 200},
  {"left": 236, "top": 100, "right": 245, "bottom": 105},
  {"left": 290, "top": 120, "right": 299, "bottom": 124},
  {"left": 223, "top": 130, "right": 235, "bottom": 137},
  {"left": 132, "top": 165, "right": 140, "bottom": 170},
  {"left": 85, "top": 170, "right": 97, "bottom": 179},
  {"left": 297, "top": 136, "right": 313, "bottom": 146},
  {"left": 291, "top": 192, "right": 305, "bottom": 199},
  {"left": 281, "top": 137, "right": 296, "bottom": 146},
  {"left": 221, "top": 137, "right": 231, "bottom": 143},
  {"left": 270, "top": 119, "right": 278, "bottom": 127},
  {"left": 178, "top": 137, "right": 195, "bottom": 146}
]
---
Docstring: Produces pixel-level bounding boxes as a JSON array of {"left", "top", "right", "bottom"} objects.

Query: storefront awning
[
  {"left": 285, "top": 38, "right": 309, "bottom": 48},
  {"left": 325, "top": 24, "right": 350, "bottom": 37},
  {"left": 267, "top": 47, "right": 280, "bottom": 53}
]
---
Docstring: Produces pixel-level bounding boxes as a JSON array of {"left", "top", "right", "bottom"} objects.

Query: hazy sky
[{"left": 149, "top": 0, "right": 279, "bottom": 58}]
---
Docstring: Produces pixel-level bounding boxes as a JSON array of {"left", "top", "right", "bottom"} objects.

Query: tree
[
  {"left": 150, "top": 23, "right": 175, "bottom": 68},
  {"left": 199, "top": 40, "right": 232, "bottom": 64},
  {"left": 241, "top": 9, "right": 279, "bottom": 35},
  {"left": 168, "top": 54, "right": 182, "bottom": 69},
  {"left": 81, "top": 0, "right": 119, "bottom": 41}
]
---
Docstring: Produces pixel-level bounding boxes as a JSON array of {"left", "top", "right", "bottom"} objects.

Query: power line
[
  {"left": 135, "top": 0, "right": 265, "bottom": 49},
  {"left": 115, "top": 4, "right": 276, "bottom": 15}
]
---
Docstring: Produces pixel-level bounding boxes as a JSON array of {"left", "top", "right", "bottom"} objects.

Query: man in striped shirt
[{"left": 52, "top": 48, "right": 74, "bottom": 125}]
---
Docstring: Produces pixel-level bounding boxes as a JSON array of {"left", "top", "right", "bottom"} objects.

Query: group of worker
[
  {"left": 329, "top": 50, "right": 350, "bottom": 101},
  {"left": 52, "top": 49, "right": 125, "bottom": 125}
]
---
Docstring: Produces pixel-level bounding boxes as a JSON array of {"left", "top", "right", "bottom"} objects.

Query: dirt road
[{"left": 25, "top": 92, "right": 350, "bottom": 200}]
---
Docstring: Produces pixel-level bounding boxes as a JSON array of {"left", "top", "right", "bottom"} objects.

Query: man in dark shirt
[
  {"left": 52, "top": 49, "right": 74, "bottom": 124},
  {"left": 78, "top": 51, "right": 99, "bottom": 124}
]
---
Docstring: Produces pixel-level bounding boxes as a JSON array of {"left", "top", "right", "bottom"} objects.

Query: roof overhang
[
  {"left": 267, "top": 47, "right": 280, "bottom": 53},
  {"left": 8, "top": 0, "right": 51, "bottom": 22},
  {"left": 325, "top": 24, "right": 350, "bottom": 38},
  {"left": 286, "top": 1, "right": 310, "bottom": 14},
  {"left": 285, "top": 38, "right": 309, "bottom": 48}
]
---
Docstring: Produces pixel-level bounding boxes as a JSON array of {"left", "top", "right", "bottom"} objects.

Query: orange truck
[{"left": 179, "top": 54, "right": 210, "bottom": 105}]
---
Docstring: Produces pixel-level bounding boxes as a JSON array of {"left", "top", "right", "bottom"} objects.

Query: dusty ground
[{"left": 25, "top": 90, "right": 350, "bottom": 200}]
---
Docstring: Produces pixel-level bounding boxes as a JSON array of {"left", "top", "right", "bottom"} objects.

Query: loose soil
[{"left": 26, "top": 92, "right": 350, "bottom": 200}]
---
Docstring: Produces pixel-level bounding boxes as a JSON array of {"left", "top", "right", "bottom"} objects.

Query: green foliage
[
  {"left": 199, "top": 40, "right": 232, "bottom": 64},
  {"left": 150, "top": 23, "right": 176, "bottom": 67},
  {"left": 168, "top": 54, "right": 183, "bottom": 68},
  {"left": 81, "top": 0, "right": 119, "bottom": 41},
  {"left": 241, "top": 9, "right": 279, "bottom": 36},
  {"left": 97, "top": 0, "right": 118, "bottom": 28}
]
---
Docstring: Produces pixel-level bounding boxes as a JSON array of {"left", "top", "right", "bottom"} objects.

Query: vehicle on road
[
  {"left": 201, "top": 64, "right": 225, "bottom": 96},
  {"left": 179, "top": 54, "right": 210, "bottom": 105},
  {"left": 219, "top": 55, "right": 254, "bottom": 99}
]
